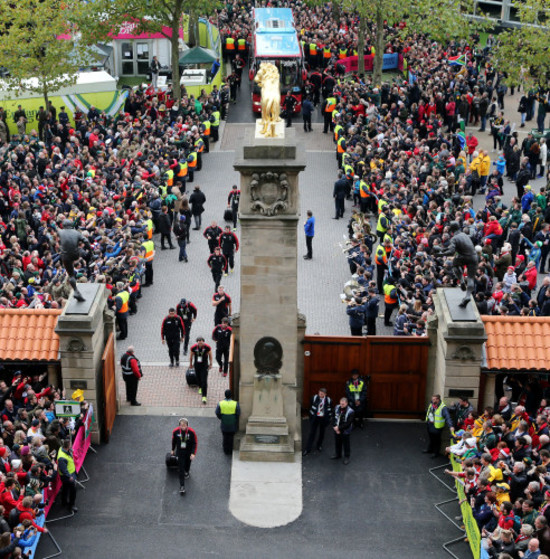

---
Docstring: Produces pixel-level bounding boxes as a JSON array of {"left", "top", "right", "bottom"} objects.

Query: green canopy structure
[{"left": 178, "top": 47, "right": 218, "bottom": 66}]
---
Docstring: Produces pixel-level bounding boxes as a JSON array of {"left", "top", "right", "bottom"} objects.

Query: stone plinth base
[{"left": 239, "top": 374, "right": 295, "bottom": 461}]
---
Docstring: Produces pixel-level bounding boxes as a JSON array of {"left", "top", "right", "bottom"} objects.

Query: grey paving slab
[{"left": 37, "top": 418, "right": 461, "bottom": 559}]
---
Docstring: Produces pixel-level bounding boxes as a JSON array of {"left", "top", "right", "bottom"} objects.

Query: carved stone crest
[
  {"left": 250, "top": 172, "right": 289, "bottom": 216},
  {"left": 67, "top": 337, "right": 86, "bottom": 353},
  {"left": 451, "top": 345, "right": 476, "bottom": 361}
]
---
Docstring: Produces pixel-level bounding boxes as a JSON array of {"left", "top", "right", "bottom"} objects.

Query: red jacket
[
  {"left": 15, "top": 502, "right": 46, "bottom": 533},
  {"left": 483, "top": 221, "right": 503, "bottom": 237},
  {"left": 466, "top": 135, "right": 479, "bottom": 155},
  {"left": 524, "top": 266, "right": 538, "bottom": 291}
]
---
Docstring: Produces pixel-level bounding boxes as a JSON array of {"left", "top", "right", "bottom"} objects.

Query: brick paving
[
  {"left": 121, "top": 87, "right": 548, "bottom": 409},
  {"left": 118, "top": 364, "right": 228, "bottom": 410}
]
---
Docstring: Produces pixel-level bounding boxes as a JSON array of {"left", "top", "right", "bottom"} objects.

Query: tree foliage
[
  {"left": 0, "top": 0, "right": 94, "bottom": 106},
  {"left": 493, "top": 0, "right": 550, "bottom": 89}
]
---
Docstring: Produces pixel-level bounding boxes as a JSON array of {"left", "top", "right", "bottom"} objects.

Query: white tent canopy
[{"left": 0, "top": 71, "right": 117, "bottom": 101}]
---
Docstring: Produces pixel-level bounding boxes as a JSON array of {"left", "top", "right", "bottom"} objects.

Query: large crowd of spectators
[
  {"left": 0, "top": 80, "right": 228, "bottom": 316},
  {"left": 0, "top": 371, "right": 88, "bottom": 558},
  {"left": 445, "top": 389, "right": 550, "bottom": 558}
]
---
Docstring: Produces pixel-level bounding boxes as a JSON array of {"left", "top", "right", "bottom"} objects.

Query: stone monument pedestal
[
  {"left": 426, "top": 287, "right": 487, "bottom": 409},
  {"left": 233, "top": 128, "right": 306, "bottom": 462},
  {"left": 55, "top": 284, "right": 115, "bottom": 444}
]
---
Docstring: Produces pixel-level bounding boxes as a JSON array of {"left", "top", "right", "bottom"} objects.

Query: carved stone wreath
[
  {"left": 451, "top": 345, "right": 476, "bottom": 362},
  {"left": 250, "top": 172, "right": 289, "bottom": 216},
  {"left": 67, "top": 337, "right": 86, "bottom": 353}
]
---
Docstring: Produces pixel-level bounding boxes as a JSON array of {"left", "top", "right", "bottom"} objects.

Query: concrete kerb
[
  {"left": 229, "top": 450, "right": 303, "bottom": 528},
  {"left": 117, "top": 406, "right": 216, "bottom": 417}
]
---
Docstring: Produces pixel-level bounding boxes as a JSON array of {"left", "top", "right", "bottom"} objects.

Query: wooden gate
[
  {"left": 302, "top": 335, "right": 430, "bottom": 419},
  {"left": 102, "top": 333, "right": 117, "bottom": 442}
]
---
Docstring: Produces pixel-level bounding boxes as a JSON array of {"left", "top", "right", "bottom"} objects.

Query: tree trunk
[
  {"left": 188, "top": 10, "right": 198, "bottom": 47},
  {"left": 373, "top": 3, "right": 384, "bottom": 86},
  {"left": 357, "top": 17, "right": 367, "bottom": 76},
  {"left": 332, "top": 0, "right": 341, "bottom": 21},
  {"left": 171, "top": 1, "right": 184, "bottom": 101}
]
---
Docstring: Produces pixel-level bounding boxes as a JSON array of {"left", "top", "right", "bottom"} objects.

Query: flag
[
  {"left": 84, "top": 404, "right": 94, "bottom": 440},
  {"left": 447, "top": 53, "right": 466, "bottom": 66}
]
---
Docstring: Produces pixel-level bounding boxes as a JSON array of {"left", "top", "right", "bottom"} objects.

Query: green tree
[
  {"left": 0, "top": 0, "right": 94, "bottom": 107},
  {"left": 88, "top": 0, "right": 220, "bottom": 101},
  {"left": 493, "top": 0, "right": 550, "bottom": 89}
]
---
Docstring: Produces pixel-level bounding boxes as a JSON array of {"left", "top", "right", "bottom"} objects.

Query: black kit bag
[
  {"left": 223, "top": 207, "right": 234, "bottom": 222},
  {"left": 165, "top": 452, "right": 178, "bottom": 469},
  {"left": 186, "top": 367, "right": 198, "bottom": 386}
]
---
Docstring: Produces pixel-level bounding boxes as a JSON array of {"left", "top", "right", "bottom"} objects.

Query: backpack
[
  {"left": 8, "top": 506, "right": 21, "bottom": 529},
  {"left": 512, "top": 515, "right": 521, "bottom": 534}
]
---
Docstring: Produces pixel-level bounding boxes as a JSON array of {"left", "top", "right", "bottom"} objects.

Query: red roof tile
[
  {"left": 0, "top": 309, "right": 61, "bottom": 361},
  {"left": 482, "top": 316, "right": 550, "bottom": 371}
]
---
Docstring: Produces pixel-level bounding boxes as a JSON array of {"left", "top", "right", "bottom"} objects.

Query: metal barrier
[
  {"left": 429, "top": 461, "right": 470, "bottom": 559},
  {"left": 40, "top": 529, "right": 63, "bottom": 559}
]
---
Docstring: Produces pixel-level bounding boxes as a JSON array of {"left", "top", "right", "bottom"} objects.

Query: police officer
[
  {"left": 141, "top": 236, "right": 155, "bottom": 287},
  {"left": 383, "top": 276, "right": 399, "bottom": 327},
  {"left": 57, "top": 439, "right": 78, "bottom": 511},
  {"left": 171, "top": 418, "right": 198, "bottom": 495},
  {"left": 161, "top": 308, "right": 185, "bottom": 368},
  {"left": 424, "top": 394, "right": 454, "bottom": 458},
  {"left": 208, "top": 247, "right": 227, "bottom": 290},
  {"left": 121, "top": 346, "right": 142, "bottom": 406},
  {"left": 203, "top": 221, "right": 223, "bottom": 254},
  {"left": 376, "top": 205, "right": 392, "bottom": 243},
  {"left": 176, "top": 298, "right": 197, "bottom": 356},
  {"left": 345, "top": 369, "right": 368, "bottom": 428},
  {"left": 303, "top": 388, "right": 333, "bottom": 456},
  {"left": 227, "top": 184, "right": 240, "bottom": 231},
  {"left": 215, "top": 390, "right": 240, "bottom": 455},
  {"left": 212, "top": 317, "right": 232, "bottom": 377},
  {"left": 322, "top": 93, "right": 337, "bottom": 134},
  {"left": 189, "top": 337, "right": 213, "bottom": 404},
  {"left": 331, "top": 398, "right": 354, "bottom": 465},
  {"left": 332, "top": 170, "right": 348, "bottom": 219},
  {"left": 219, "top": 225, "right": 239, "bottom": 275}
]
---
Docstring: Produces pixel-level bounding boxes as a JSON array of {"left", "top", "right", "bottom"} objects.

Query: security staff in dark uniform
[
  {"left": 207, "top": 247, "right": 227, "bottom": 290},
  {"left": 203, "top": 221, "right": 223, "bottom": 254},
  {"left": 219, "top": 226, "right": 239, "bottom": 274},
  {"left": 121, "top": 346, "right": 143, "bottom": 406},
  {"left": 171, "top": 418, "right": 198, "bottom": 495},
  {"left": 190, "top": 337, "right": 213, "bottom": 404},
  {"left": 345, "top": 369, "right": 368, "bottom": 428},
  {"left": 176, "top": 298, "right": 197, "bottom": 356},
  {"left": 303, "top": 388, "right": 333, "bottom": 456},
  {"left": 215, "top": 390, "right": 240, "bottom": 454},
  {"left": 333, "top": 170, "right": 348, "bottom": 219},
  {"left": 212, "top": 318, "right": 232, "bottom": 377},
  {"left": 161, "top": 308, "right": 185, "bottom": 368},
  {"left": 227, "top": 185, "right": 240, "bottom": 231},
  {"left": 346, "top": 297, "right": 366, "bottom": 336},
  {"left": 331, "top": 398, "right": 354, "bottom": 465}
]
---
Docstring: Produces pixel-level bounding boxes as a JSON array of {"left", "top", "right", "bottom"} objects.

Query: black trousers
[
  {"left": 60, "top": 476, "right": 76, "bottom": 507},
  {"left": 161, "top": 232, "right": 174, "bottom": 248},
  {"left": 303, "top": 114, "right": 312, "bottom": 131},
  {"left": 224, "top": 252, "right": 235, "bottom": 271},
  {"left": 117, "top": 314, "right": 128, "bottom": 339},
  {"left": 196, "top": 366, "right": 209, "bottom": 397},
  {"left": 177, "top": 450, "right": 191, "bottom": 486},
  {"left": 231, "top": 206, "right": 238, "bottom": 229},
  {"left": 323, "top": 112, "right": 333, "bottom": 133},
  {"left": 212, "top": 270, "right": 222, "bottom": 289},
  {"left": 366, "top": 316, "right": 376, "bottom": 336},
  {"left": 335, "top": 197, "right": 344, "bottom": 218},
  {"left": 183, "top": 322, "right": 192, "bottom": 353},
  {"left": 144, "top": 261, "right": 153, "bottom": 285},
  {"left": 123, "top": 374, "right": 139, "bottom": 403},
  {"left": 305, "top": 416, "right": 328, "bottom": 452},
  {"left": 167, "top": 338, "right": 180, "bottom": 364},
  {"left": 427, "top": 425, "right": 443, "bottom": 455},
  {"left": 129, "top": 292, "right": 138, "bottom": 314},
  {"left": 334, "top": 432, "right": 351, "bottom": 458},
  {"left": 305, "top": 235, "right": 313, "bottom": 258},
  {"left": 350, "top": 326, "right": 363, "bottom": 336},
  {"left": 222, "top": 431, "right": 235, "bottom": 455},
  {"left": 384, "top": 302, "right": 397, "bottom": 325},
  {"left": 216, "top": 344, "right": 230, "bottom": 374},
  {"left": 208, "top": 239, "right": 218, "bottom": 254}
]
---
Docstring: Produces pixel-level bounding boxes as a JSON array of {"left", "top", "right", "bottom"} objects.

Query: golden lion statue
[{"left": 254, "top": 62, "right": 281, "bottom": 138}]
